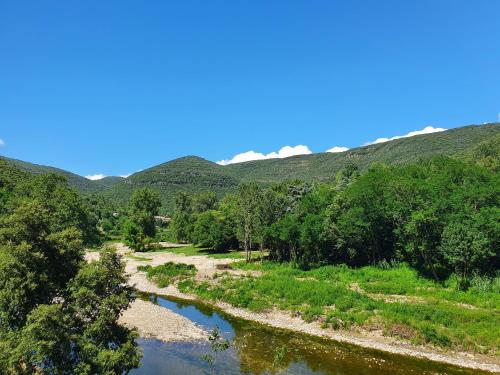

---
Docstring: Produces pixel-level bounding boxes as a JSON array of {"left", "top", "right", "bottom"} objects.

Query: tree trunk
[{"left": 421, "top": 249, "right": 439, "bottom": 282}]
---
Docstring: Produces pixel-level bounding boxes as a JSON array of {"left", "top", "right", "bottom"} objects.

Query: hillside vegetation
[
  {"left": 0, "top": 156, "right": 124, "bottom": 193},
  {"left": 1, "top": 123, "right": 499, "bottom": 213},
  {"left": 106, "top": 123, "right": 500, "bottom": 213}
]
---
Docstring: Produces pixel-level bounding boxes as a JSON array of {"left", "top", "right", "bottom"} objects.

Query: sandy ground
[
  {"left": 86, "top": 246, "right": 208, "bottom": 343},
  {"left": 118, "top": 299, "right": 207, "bottom": 342},
  {"left": 87, "top": 244, "right": 500, "bottom": 373}
]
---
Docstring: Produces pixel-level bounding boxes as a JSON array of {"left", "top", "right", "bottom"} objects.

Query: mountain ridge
[{"left": 2, "top": 122, "right": 499, "bottom": 213}]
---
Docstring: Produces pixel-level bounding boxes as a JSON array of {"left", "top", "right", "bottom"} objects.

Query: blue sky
[{"left": 1, "top": 1, "right": 499, "bottom": 178}]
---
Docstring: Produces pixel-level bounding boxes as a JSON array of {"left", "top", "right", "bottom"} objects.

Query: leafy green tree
[
  {"left": 0, "top": 168, "right": 140, "bottom": 374},
  {"left": 192, "top": 191, "right": 218, "bottom": 214},
  {"left": 192, "top": 210, "right": 237, "bottom": 250},
  {"left": 267, "top": 214, "right": 300, "bottom": 262},
  {"left": 441, "top": 220, "right": 494, "bottom": 289},
  {"left": 66, "top": 248, "right": 141, "bottom": 374},
  {"left": 172, "top": 192, "right": 194, "bottom": 243},
  {"left": 123, "top": 220, "right": 148, "bottom": 251},
  {"left": 335, "top": 162, "right": 359, "bottom": 191},
  {"left": 128, "top": 187, "right": 161, "bottom": 238},
  {"left": 14, "top": 174, "right": 101, "bottom": 247},
  {"left": 123, "top": 188, "right": 161, "bottom": 250}
]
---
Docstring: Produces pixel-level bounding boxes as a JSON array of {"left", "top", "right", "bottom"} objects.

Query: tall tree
[
  {"left": 128, "top": 187, "right": 161, "bottom": 238},
  {"left": 172, "top": 192, "right": 193, "bottom": 243},
  {"left": 237, "top": 183, "right": 261, "bottom": 262}
]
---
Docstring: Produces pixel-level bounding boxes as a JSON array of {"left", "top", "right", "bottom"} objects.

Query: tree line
[{"left": 169, "top": 157, "right": 499, "bottom": 289}]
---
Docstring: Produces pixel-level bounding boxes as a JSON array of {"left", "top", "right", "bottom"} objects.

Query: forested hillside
[
  {"left": 106, "top": 123, "right": 500, "bottom": 213},
  {"left": 224, "top": 123, "right": 500, "bottom": 182},
  {"left": 0, "top": 156, "right": 123, "bottom": 193},
  {"left": 1, "top": 123, "right": 499, "bottom": 214}
]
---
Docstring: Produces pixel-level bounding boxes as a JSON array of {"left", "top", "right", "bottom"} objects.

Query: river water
[{"left": 130, "top": 293, "right": 486, "bottom": 375}]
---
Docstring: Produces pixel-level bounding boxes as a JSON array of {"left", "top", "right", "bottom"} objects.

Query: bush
[{"left": 138, "top": 262, "right": 196, "bottom": 287}]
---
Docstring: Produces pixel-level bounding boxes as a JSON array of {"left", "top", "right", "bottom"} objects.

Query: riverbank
[
  {"left": 119, "top": 299, "right": 207, "bottom": 342},
  {"left": 88, "top": 244, "right": 500, "bottom": 373}
]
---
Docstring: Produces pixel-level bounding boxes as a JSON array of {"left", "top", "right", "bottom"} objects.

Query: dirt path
[{"left": 88, "top": 244, "right": 500, "bottom": 373}]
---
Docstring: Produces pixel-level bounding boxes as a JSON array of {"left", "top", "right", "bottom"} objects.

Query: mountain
[
  {"left": 2, "top": 122, "right": 499, "bottom": 214},
  {"left": 105, "top": 123, "right": 499, "bottom": 213},
  {"left": 100, "top": 156, "right": 239, "bottom": 212},
  {"left": 0, "top": 156, "right": 123, "bottom": 193},
  {"left": 224, "top": 123, "right": 500, "bottom": 182}
]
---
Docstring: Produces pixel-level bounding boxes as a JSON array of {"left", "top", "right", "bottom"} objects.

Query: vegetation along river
[{"left": 131, "top": 293, "right": 489, "bottom": 375}]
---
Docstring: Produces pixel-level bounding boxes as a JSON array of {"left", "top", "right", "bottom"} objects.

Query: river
[{"left": 130, "top": 293, "right": 487, "bottom": 375}]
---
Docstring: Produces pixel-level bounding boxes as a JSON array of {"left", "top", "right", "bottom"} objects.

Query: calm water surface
[{"left": 131, "top": 293, "right": 485, "bottom": 375}]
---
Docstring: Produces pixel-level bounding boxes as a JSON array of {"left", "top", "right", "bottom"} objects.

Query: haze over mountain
[{"left": 1, "top": 123, "right": 499, "bottom": 213}]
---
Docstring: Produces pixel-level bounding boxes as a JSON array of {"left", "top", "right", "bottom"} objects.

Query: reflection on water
[{"left": 131, "top": 293, "right": 486, "bottom": 375}]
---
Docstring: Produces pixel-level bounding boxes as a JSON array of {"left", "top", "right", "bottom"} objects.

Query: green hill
[
  {"left": 0, "top": 156, "right": 122, "bottom": 193},
  {"left": 105, "top": 123, "right": 500, "bottom": 213},
  {"left": 100, "top": 156, "right": 239, "bottom": 212},
  {"left": 2, "top": 123, "right": 499, "bottom": 214},
  {"left": 224, "top": 123, "right": 500, "bottom": 182}
]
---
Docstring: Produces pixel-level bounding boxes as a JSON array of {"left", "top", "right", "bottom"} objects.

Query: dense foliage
[
  {"left": 172, "top": 156, "right": 499, "bottom": 289},
  {"left": 0, "top": 164, "right": 140, "bottom": 374},
  {"left": 0, "top": 156, "right": 124, "bottom": 194},
  {"left": 3, "top": 123, "right": 489, "bottom": 214},
  {"left": 123, "top": 188, "right": 162, "bottom": 251}
]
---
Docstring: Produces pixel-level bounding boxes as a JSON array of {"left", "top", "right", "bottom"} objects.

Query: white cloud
[
  {"left": 217, "top": 145, "right": 312, "bottom": 165},
  {"left": 364, "top": 126, "right": 446, "bottom": 146},
  {"left": 85, "top": 174, "right": 106, "bottom": 180},
  {"left": 0, "top": 139, "right": 5, "bottom": 147},
  {"left": 119, "top": 173, "right": 131, "bottom": 178},
  {"left": 326, "top": 146, "right": 349, "bottom": 153}
]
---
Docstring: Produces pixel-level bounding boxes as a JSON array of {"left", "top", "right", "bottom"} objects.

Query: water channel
[{"left": 131, "top": 293, "right": 487, "bottom": 375}]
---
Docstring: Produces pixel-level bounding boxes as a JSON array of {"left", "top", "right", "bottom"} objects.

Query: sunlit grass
[
  {"left": 138, "top": 262, "right": 196, "bottom": 287},
  {"left": 178, "top": 261, "right": 500, "bottom": 354},
  {"left": 149, "top": 244, "right": 246, "bottom": 259}
]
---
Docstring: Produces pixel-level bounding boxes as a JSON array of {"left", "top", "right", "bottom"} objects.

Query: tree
[
  {"left": 192, "top": 210, "right": 237, "bottom": 250},
  {"left": 192, "top": 191, "right": 218, "bottom": 214},
  {"left": 123, "top": 220, "right": 147, "bottom": 252},
  {"left": 14, "top": 173, "right": 101, "bottom": 247},
  {"left": 66, "top": 248, "right": 141, "bottom": 374},
  {"left": 172, "top": 192, "right": 193, "bottom": 243},
  {"left": 0, "top": 169, "right": 140, "bottom": 374},
  {"left": 255, "top": 189, "right": 283, "bottom": 261},
  {"left": 237, "top": 183, "right": 261, "bottom": 262},
  {"left": 124, "top": 188, "right": 161, "bottom": 250},
  {"left": 441, "top": 220, "right": 494, "bottom": 289},
  {"left": 128, "top": 187, "right": 161, "bottom": 238}
]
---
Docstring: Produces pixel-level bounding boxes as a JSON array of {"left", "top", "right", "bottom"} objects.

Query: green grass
[
  {"left": 149, "top": 244, "right": 245, "bottom": 259},
  {"left": 178, "top": 261, "right": 500, "bottom": 354},
  {"left": 138, "top": 262, "right": 196, "bottom": 287},
  {"left": 125, "top": 254, "right": 152, "bottom": 262}
]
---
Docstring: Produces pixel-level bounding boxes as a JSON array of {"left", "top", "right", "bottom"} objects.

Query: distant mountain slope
[
  {"left": 101, "top": 156, "right": 239, "bottom": 212},
  {"left": 224, "top": 124, "right": 500, "bottom": 182},
  {"left": 0, "top": 156, "right": 122, "bottom": 193},
  {"left": 2, "top": 122, "right": 498, "bottom": 214},
  {"left": 106, "top": 123, "right": 499, "bottom": 213}
]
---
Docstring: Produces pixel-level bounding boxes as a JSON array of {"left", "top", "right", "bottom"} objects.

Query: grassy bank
[
  {"left": 172, "top": 261, "right": 499, "bottom": 355},
  {"left": 138, "top": 262, "right": 197, "bottom": 287},
  {"left": 149, "top": 244, "right": 246, "bottom": 259}
]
